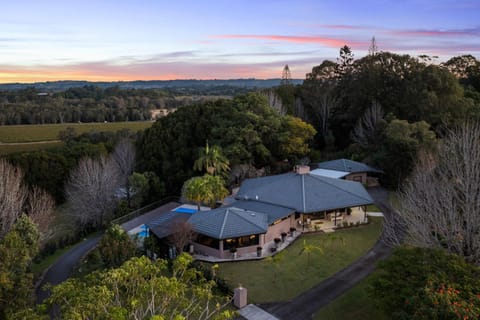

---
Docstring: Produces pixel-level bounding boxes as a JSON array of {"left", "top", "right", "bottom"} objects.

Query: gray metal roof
[
  {"left": 188, "top": 207, "right": 268, "bottom": 239},
  {"left": 226, "top": 200, "right": 295, "bottom": 224},
  {"left": 316, "top": 159, "right": 383, "bottom": 174},
  {"left": 236, "top": 172, "right": 373, "bottom": 213},
  {"left": 310, "top": 168, "right": 350, "bottom": 179},
  {"left": 146, "top": 211, "right": 191, "bottom": 239}
]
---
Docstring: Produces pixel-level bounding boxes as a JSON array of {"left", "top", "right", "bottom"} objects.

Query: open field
[
  {"left": 211, "top": 217, "right": 383, "bottom": 303},
  {"left": 314, "top": 272, "right": 387, "bottom": 320},
  {"left": 0, "top": 141, "right": 63, "bottom": 154},
  {"left": 0, "top": 121, "right": 153, "bottom": 143}
]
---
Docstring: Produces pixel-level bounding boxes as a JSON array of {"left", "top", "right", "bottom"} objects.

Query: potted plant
[
  {"left": 230, "top": 247, "right": 237, "bottom": 259},
  {"left": 274, "top": 237, "right": 281, "bottom": 247},
  {"left": 256, "top": 246, "right": 262, "bottom": 257},
  {"left": 289, "top": 227, "right": 296, "bottom": 236},
  {"left": 281, "top": 232, "right": 287, "bottom": 242}
]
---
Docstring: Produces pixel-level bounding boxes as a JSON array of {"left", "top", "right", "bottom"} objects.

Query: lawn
[
  {"left": 213, "top": 217, "right": 383, "bottom": 303},
  {"left": 366, "top": 204, "right": 381, "bottom": 212},
  {"left": 314, "top": 272, "right": 388, "bottom": 320},
  {"left": 0, "top": 141, "right": 62, "bottom": 154},
  {"left": 0, "top": 121, "right": 153, "bottom": 143}
]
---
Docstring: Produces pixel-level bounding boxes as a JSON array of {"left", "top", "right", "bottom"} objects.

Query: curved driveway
[
  {"left": 260, "top": 187, "right": 395, "bottom": 319},
  {"left": 36, "top": 234, "right": 102, "bottom": 304}
]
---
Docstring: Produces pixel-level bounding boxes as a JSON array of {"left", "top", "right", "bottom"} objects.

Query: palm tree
[
  {"left": 298, "top": 235, "right": 345, "bottom": 269},
  {"left": 265, "top": 252, "right": 283, "bottom": 283},
  {"left": 182, "top": 175, "right": 229, "bottom": 210},
  {"left": 299, "top": 239, "right": 324, "bottom": 269},
  {"left": 193, "top": 142, "right": 230, "bottom": 177}
]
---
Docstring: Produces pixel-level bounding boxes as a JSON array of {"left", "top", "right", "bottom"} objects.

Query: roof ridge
[
  {"left": 228, "top": 207, "right": 267, "bottom": 230},
  {"left": 219, "top": 209, "right": 229, "bottom": 239},
  {"left": 301, "top": 174, "right": 306, "bottom": 212},
  {"left": 307, "top": 174, "right": 373, "bottom": 203},
  {"left": 342, "top": 158, "right": 347, "bottom": 171},
  {"left": 236, "top": 199, "right": 296, "bottom": 212},
  {"left": 233, "top": 199, "right": 295, "bottom": 211}
]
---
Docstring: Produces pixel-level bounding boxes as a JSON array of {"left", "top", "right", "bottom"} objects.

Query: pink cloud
[
  {"left": 320, "top": 24, "right": 368, "bottom": 30},
  {"left": 213, "top": 34, "right": 367, "bottom": 48},
  {"left": 390, "top": 27, "right": 480, "bottom": 37}
]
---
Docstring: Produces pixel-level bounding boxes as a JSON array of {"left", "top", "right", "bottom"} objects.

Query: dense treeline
[
  {"left": 0, "top": 85, "right": 234, "bottom": 125},
  {"left": 0, "top": 78, "right": 303, "bottom": 91},
  {"left": 284, "top": 51, "right": 480, "bottom": 186},
  {"left": 7, "top": 128, "right": 140, "bottom": 203},
  {"left": 137, "top": 93, "right": 316, "bottom": 195}
]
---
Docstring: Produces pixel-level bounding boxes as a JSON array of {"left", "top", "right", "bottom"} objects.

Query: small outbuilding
[{"left": 312, "top": 159, "right": 383, "bottom": 185}]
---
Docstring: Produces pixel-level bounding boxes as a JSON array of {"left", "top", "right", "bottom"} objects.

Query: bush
[
  {"left": 370, "top": 247, "right": 480, "bottom": 320},
  {"left": 98, "top": 224, "right": 137, "bottom": 268}
]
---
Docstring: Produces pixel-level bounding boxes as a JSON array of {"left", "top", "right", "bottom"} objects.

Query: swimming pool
[
  {"left": 173, "top": 207, "right": 197, "bottom": 214},
  {"left": 136, "top": 224, "right": 149, "bottom": 238}
]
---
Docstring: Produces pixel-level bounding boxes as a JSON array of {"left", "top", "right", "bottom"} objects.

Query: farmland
[
  {"left": 0, "top": 121, "right": 153, "bottom": 143},
  {"left": 0, "top": 121, "right": 153, "bottom": 154}
]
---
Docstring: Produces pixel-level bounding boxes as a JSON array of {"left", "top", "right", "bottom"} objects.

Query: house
[
  {"left": 187, "top": 165, "right": 374, "bottom": 259},
  {"left": 188, "top": 201, "right": 295, "bottom": 259},
  {"left": 311, "top": 159, "right": 383, "bottom": 185}
]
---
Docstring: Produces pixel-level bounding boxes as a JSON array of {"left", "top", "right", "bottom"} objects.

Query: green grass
[
  {"left": 0, "top": 121, "right": 153, "bottom": 143},
  {"left": 0, "top": 141, "right": 62, "bottom": 154},
  {"left": 213, "top": 217, "right": 383, "bottom": 303},
  {"left": 314, "top": 273, "right": 388, "bottom": 320},
  {"left": 367, "top": 204, "right": 381, "bottom": 212}
]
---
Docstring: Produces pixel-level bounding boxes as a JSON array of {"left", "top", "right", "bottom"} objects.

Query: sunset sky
[{"left": 1, "top": 0, "right": 479, "bottom": 83}]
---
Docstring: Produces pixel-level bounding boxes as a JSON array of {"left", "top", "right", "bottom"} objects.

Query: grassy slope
[
  {"left": 0, "top": 121, "right": 153, "bottom": 143},
  {"left": 314, "top": 273, "right": 388, "bottom": 320},
  {"left": 214, "top": 217, "right": 383, "bottom": 303}
]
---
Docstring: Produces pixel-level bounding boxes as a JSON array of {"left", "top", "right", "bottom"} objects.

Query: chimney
[{"left": 295, "top": 165, "right": 310, "bottom": 175}]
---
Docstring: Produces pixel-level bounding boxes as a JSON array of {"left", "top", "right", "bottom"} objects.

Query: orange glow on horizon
[{"left": 0, "top": 66, "right": 285, "bottom": 83}]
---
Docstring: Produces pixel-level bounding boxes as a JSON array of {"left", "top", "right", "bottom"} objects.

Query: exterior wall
[
  {"left": 264, "top": 215, "right": 294, "bottom": 243},
  {"left": 345, "top": 172, "right": 367, "bottom": 184},
  {"left": 191, "top": 242, "right": 223, "bottom": 258},
  {"left": 192, "top": 237, "right": 261, "bottom": 259},
  {"left": 235, "top": 245, "right": 258, "bottom": 258}
]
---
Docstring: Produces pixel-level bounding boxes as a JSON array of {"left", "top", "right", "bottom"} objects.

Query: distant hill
[{"left": 0, "top": 79, "right": 303, "bottom": 91}]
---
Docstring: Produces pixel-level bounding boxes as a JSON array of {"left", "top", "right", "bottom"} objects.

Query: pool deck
[{"left": 121, "top": 201, "right": 181, "bottom": 232}]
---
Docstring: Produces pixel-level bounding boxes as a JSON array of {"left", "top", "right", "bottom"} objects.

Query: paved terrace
[
  {"left": 193, "top": 210, "right": 378, "bottom": 263},
  {"left": 193, "top": 231, "right": 302, "bottom": 262}
]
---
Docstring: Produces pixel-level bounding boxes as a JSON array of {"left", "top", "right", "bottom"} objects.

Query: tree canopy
[
  {"left": 34, "top": 254, "right": 232, "bottom": 320},
  {"left": 370, "top": 247, "right": 480, "bottom": 320},
  {"left": 137, "top": 93, "right": 316, "bottom": 195}
]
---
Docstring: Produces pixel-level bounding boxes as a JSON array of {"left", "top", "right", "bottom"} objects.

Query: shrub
[{"left": 98, "top": 224, "right": 137, "bottom": 268}]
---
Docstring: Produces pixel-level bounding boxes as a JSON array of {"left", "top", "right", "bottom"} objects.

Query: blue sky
[{"left": 1, "top": 0, "right": 479, "bottom": 82}]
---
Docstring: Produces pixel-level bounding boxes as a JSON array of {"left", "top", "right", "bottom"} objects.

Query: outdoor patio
[
  {"left": 193, "top": 231, "right": 302, "bottom": 262},
  {"left": 297, "top": 207, "right": 368, "bottom": 233},
  {"left": 192, "top": 208, "right": 372, "bottom": 262}
]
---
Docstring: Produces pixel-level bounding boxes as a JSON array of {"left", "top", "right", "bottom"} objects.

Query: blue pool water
[
  {"left": 173, "top": 207, "right": 197, "bottom": 214},
  {"left": 138, "top": 230, "right": 149, "bottom": 238},
  {"left": 136, "top": 224, "right": 149, "bottom": 238}
]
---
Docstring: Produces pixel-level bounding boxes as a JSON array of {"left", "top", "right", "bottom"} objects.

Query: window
[
  {"left": 196, "top": 234, "right": 219, "bottom": 249},
  {"left": 223, "top": 234, "right": 259, "bottom": 250}
]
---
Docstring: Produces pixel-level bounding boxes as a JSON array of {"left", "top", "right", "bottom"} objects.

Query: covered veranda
[{"left": 297, "top": 206, "right": 368, "bottom": 232}]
